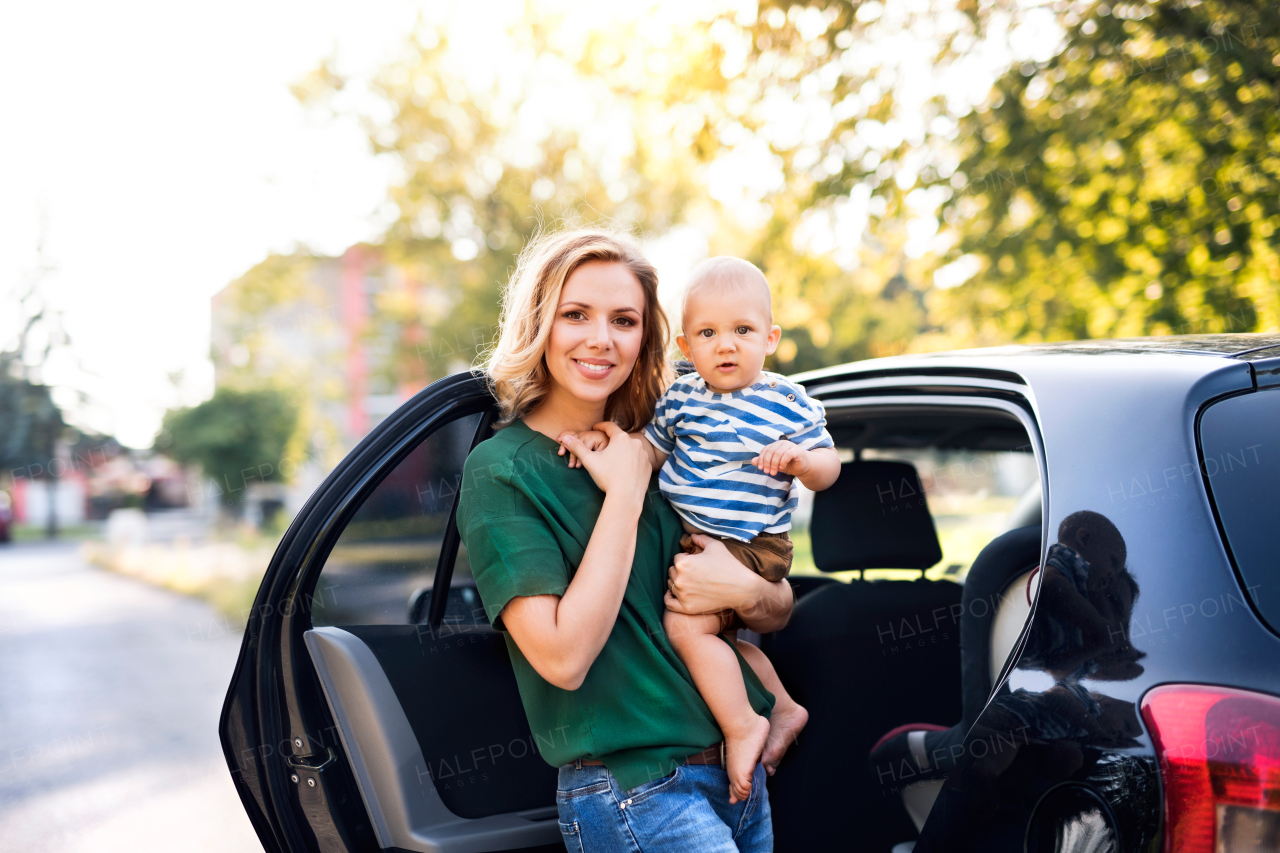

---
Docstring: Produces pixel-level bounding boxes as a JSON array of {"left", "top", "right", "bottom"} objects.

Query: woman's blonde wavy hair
[{"left": 480, "top": 229, "right": 672, "bottom": 432}]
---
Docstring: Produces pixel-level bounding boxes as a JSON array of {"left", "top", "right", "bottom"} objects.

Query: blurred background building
[{"left": 207, "top": 244, "right": 466, "bottom": 519}]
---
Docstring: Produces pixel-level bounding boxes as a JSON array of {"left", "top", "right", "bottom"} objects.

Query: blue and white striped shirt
[{"left": 644, "top": 372, "right": 834, "bottom": 542}]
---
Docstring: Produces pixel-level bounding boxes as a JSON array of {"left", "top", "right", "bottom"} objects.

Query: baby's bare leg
[
  {"left": 665, "top": 609, "right": 770, "bottom": 805},
  {"left": 735, "top": 641, "right": 809, "bottom": 775}
]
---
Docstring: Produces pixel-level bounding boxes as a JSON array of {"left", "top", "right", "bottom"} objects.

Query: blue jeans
[{"left": 556, "top": 761, "right": 772, "bottom": 853}]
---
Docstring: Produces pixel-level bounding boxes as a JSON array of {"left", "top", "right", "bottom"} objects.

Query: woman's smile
[{"left": 573, "top": 357, "right": 616, "bottom": 378}]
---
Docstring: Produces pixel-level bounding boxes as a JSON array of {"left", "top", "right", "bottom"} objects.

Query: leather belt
[{"left": 577, "top": 742, "right": 724, "bottom": 767}]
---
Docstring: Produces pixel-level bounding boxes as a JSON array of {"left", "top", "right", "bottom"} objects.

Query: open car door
[{"left": 219, "top": 371, "right": 564, "bottom": 853}]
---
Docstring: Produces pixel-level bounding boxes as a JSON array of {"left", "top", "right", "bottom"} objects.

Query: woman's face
[{"left": 544, "top": 261, "right": 646, "bottom": 408}]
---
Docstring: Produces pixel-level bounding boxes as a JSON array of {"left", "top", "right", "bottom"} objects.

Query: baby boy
[{"left": 565, "top": 256, "right": 841, "bottom": 803}]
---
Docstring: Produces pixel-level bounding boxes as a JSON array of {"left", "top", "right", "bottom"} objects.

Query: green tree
[
  {"left": 934, "top": 0, "right": 1280, "bottom": 341},
  {"left": 157, "top": 387, "right": 299, "bottom": 512},
  {"left": 1, "top": 260, "right": 72, "bottom": 537},
  {"left": 0, "top": 367, "right": 64, "bottom": 481},
  {"left": 726, "top": 1, "right": 1280, "bottom": 345},
  {"left": 673, "top": 1, "right": 1002, "bottom": 369},
  {"left": 296, "top": 9, "right": 724, "bottom": 384}
]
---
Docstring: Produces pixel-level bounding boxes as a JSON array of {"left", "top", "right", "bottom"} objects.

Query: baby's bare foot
[
  {"left": 724, "top": 715, "right": 771, "bottom": 805},
  {"left": 762, "top": 701, "right": 809, "bottom": 775}
]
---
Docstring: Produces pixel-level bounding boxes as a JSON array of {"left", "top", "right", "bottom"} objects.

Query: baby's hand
[
  {"left": 752, "top": 440, "right": 810, "bottom": 478},
  {"left": 557, "top": 429, "right": 609, "bottom": 468}
]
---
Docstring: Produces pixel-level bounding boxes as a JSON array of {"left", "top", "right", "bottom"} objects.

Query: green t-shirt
[{"left": 456, "top": 419, "right": 775, "bottom": 792}]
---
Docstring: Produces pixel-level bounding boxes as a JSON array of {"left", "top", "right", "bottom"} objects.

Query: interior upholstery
[
  {"left": 343, "top": 624, "right": 558, "bottom": 818},
  {"left": 304, "top": 626, "right": 561, "bottom": 852},
  {"left": 811, "top": 460, "right": 943, "bottom": 573},
  {"left": 765, "top": 578, "right": 964, "bottom": 853},
  {"left": 765, "top": 457, "right": 960, "bottom": 852}
]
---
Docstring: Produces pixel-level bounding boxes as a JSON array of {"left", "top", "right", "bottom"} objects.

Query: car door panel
[
  {"left": 342, "top": 623, "right": 559, "bottom": 819},
  {"left": 221, "top": 372, "right": 562, "bottom": 853},
  {"left": 306, "top": 627, "right": 560, "bottom": 853}
]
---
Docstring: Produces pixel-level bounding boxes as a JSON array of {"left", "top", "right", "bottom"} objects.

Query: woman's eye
[
  {"left": 613, "top": 316, "right": 635, "bottom": 327},
  {"left": 563, "top": 311, "right": 584, "bottom": 321}
]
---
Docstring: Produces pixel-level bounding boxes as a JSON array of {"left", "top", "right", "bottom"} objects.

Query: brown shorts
[{"left": 678, "top": 530, "right": 794, "bottom": 583}]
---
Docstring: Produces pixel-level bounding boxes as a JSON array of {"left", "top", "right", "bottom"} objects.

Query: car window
[
  {"left": 791, "top": 446, "right": 1040, "bottom": 583},
  {"left": 310, "top": 412, "right": 483, "bottom": 626},
  {"left": 1197, "top": 386, "right": 1280, "bottom": 633},
  {"left": 409, "top": 538, "right": 493, "bottom": 629}
]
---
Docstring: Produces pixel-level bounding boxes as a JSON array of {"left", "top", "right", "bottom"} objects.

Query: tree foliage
[
  {"left": 272, "top": 0, "right": 1279, "bottom": 407},
  {"left": 732, "top": 0, "right": 1280, "bottom": 347},
  {"left": 0, "top": 366, "right": 64, "bottom": 478},
  {"left": 1, "top": 278, "right": 69, "bottom": 480},
  {"left": 297, "top": 8, "right": 728, "bottom": 382},
  {"left": 157, "top": 387, "right": 299, "bottom": 509},
  {"left": 935, "top": 0, "right": 1280, "bottom": 341}
]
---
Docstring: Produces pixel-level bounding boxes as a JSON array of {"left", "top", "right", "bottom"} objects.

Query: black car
[{"left": 220, "top": 333, "right": 1280, "bottom": 853}]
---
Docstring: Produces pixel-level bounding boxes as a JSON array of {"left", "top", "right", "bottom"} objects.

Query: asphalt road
[{"left": 0, "top": 541, "right": 263, "bottom": 852}]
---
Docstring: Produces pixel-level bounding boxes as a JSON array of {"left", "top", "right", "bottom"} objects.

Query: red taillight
[{"left": 1141, "top": 685, "right": 1280, "bottom": 853}]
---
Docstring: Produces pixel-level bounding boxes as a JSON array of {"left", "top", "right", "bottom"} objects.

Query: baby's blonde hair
[
  {"left": 480, "top": 228, "right": 672, "bottom": 431},
  {"left": 681, "top": 256, "right": 773, "bottom": 327}
]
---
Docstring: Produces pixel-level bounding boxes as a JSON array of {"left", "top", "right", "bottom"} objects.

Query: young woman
[{"left": 456, "top": 229, "right": 795, "bottom": 852}]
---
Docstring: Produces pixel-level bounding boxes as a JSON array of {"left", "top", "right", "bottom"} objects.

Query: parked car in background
[{"left": 221, "top": 333, "right": 1280, "bottom": 853}]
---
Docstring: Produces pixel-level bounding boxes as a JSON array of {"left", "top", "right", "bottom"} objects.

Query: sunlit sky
[
  {"left": 0, "top": 1, "right": 423, "bottom": 447},
  {"left": 0, "top": 0, "right": 1058, "bottom": 448}
]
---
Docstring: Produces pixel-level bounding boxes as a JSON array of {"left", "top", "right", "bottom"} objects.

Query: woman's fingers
[
  {"left": 593, "top": 420, "right": 624, "bottom": 438},
  {"left": 559, "top": 434, "right": 589, "bottom": 468},
  {"left": 686, "top": 533, "right": 730, "bottom": 560},
  {"left": 559, "top": 442, "right": 583, "bottom": 468}
]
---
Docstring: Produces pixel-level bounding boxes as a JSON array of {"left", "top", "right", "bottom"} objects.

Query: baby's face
[{"left": 677, "top": 285, "right": 781, "bottom": 393}]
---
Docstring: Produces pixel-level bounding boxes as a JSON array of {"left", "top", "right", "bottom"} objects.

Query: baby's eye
[
  {"left": 699, "top": 329, "right": 715, "bottom": 338},
  {"left": 736, "top": 325, "right": 751, "bottom": 335}
]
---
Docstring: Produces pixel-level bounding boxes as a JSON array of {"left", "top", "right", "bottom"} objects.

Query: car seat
[
  {"left": 867, "top": 524, "right": 1043, "bottom": 833},
  {"left": 765, "top": 460, "right": 962, "bottom": 853}
]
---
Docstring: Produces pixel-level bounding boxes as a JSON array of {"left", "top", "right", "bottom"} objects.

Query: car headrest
[{"left": 811, "top": 460, "right": 943, "bottom": 573}]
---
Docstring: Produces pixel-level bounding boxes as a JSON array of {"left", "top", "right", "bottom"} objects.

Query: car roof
[{"left": 792, "top": 333, "right": 1280, "bottom": 385}]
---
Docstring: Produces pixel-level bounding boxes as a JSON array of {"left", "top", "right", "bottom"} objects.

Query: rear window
[{"left": 1197, "top": 387, "right": 1280, "bottom": 633}]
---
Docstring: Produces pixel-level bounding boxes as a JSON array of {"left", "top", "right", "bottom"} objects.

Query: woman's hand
[
  {"left": 558, "top": 422, "right": 651, "bottom": 504},
  {"left": 558, "top": 429, "right": 609, "bottom": 468},
  {"left": 665, "top": 533, "right": 794, "bottom": 632}
]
